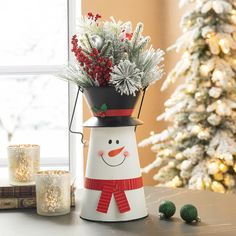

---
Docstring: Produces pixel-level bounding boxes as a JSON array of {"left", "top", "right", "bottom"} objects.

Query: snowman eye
[
  {"left": 116, "top": 140, "right": 119, "bottom": 144},
  {"left": 108, "top": 140, "right": 112, "bottom": 144}
]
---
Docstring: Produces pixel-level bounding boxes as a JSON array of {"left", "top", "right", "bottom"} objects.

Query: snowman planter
[
  {"left": 80, "top": 87, "right": 148, "bottom": 222},
  {"left": 58, "top": 12, "right": 164, "bottom": 223}
]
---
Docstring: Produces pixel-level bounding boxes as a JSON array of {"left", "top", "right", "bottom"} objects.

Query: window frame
[{"left": 0, "top": 0, "right": 83, "bottom": 186}]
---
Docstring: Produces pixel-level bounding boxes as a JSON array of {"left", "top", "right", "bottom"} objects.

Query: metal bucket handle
[
  {"left": 69, "top": 86, "right": 85, "bottom": 144},
  {"left": 69, "top": 86, "right": 146, "bottom": 144}
]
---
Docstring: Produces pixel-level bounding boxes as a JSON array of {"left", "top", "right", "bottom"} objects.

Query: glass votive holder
[
  {"left": 36, "top": 170, "right": 71, "bottom": 216},
  {"left": 8, "top": 144, "right": 40, "bottom": 186}
]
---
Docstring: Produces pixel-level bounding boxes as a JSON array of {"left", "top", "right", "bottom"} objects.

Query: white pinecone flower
[{"left": 110, "top": 60, "right": 143, "bottom": 96}]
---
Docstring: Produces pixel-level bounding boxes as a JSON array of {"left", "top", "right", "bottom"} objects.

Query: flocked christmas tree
[{"left": 139, "top": 0, "right": 236, "bottom": 193}]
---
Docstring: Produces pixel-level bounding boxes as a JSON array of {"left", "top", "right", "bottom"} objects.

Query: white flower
[{"left": 110, "top": 60, "right": 143, "bottom": 96}]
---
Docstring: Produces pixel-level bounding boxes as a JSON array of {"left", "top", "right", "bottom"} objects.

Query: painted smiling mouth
[{"left": 101, "top": 155, "right": 126, "bottom": 167}]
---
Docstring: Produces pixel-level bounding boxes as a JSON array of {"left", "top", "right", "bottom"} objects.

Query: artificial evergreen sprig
[
  {"left": 100, "top": 41, "right": 112, "bottom": 57},
  {"left": 58, "top": 12, "right": 164, "bottom": 96},
  {"left": 84, "top": 33, "right": 94, "bottom": 51},
  {"left": 125, "top": 22, "right": 151, "bottom": 62},
  {"left": 136, "top": 47, "right": 165, "bottom": 88}
]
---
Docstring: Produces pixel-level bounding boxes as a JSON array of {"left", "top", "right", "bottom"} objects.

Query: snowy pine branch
[{"left": 139, "top": 0, "right": 236, "bottom": 193}]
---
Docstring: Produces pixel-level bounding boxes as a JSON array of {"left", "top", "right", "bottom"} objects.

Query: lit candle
[
  {"left": 36, "top": 170, "right": 71, "bottom": 216},
  {"left": 8, "top": 144, "right": 40, "bottom": 186}
]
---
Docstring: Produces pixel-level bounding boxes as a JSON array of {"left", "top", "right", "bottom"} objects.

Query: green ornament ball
[
  {"left": 180, "top": 204, "right": 200, "bottom": 223},
  {"left": 158, "top": 200, "right": 176, "bottom": 219}
]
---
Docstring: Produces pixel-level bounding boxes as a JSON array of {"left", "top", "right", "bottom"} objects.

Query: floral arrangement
[{"left": 60, "top": 13, "right": 164, "bottom": 96}]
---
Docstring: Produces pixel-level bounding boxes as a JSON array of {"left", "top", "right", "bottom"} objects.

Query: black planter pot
[{"left": 83, "top": 87, "right": 143, "bottom": 127}]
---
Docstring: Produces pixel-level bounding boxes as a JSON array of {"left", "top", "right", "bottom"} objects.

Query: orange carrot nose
[{"left": 108, "top": 146, "right": 125, "bottom": 157}]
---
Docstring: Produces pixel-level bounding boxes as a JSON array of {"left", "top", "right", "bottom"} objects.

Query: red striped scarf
[{"left": 84, "top": 177, "right": 143, "bottom": 213}]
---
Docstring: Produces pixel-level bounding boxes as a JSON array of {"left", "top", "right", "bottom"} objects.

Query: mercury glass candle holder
[
  {"left": 8, "top": 144, "right": 40, "bottom": 186},
  {"left": 36, "top": 170, "right": 71, "bottom": 216}
]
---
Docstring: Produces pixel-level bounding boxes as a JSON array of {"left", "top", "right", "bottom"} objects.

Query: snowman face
[
  {"left": 98, "top": 138, "right": 129, "bottom": 167},
  {"left": 87, "top": 127, "right": 141, "bottom": 178}
]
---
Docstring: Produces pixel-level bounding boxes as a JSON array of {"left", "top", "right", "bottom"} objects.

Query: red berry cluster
[
  {"left": 87, "top": 12, "right": 101, "bottom": 22},
  {"left": 71, "top": 35, "right": 113, "bottom": 87},
  {"left": 94, "top": 110, "right": 106, "bottom": 118},
  {"left": 120, "top": 30, "right": 133, "bottom": 42},
  {"left": 125, "top": 33, "right": 133, "bottom": 41}
]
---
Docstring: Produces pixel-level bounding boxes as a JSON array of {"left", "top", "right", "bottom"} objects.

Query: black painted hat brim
[{"left": 83, "top": 117, "right": 143, "bottom": 127}]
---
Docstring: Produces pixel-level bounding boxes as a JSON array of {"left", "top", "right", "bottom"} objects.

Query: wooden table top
[{"left": 0, "top": 186, "right": 236, "bottom": 236}]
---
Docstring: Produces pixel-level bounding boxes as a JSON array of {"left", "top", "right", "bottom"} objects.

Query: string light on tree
[
  {"left": 186, "top": 84, "right": 196, "bottom": 93},
  {"left": 190, "top": 41, "right": 195, "bottom": 47},
  {"left": 212, "top": 69, "right": 224, "bottom": 81},
  {"left": 213, "top": 172, "right": 224, "bottom": 181},
  {"left": 231, "top": 15, "right": 236, "bottom": 23},
  {"left": 231, "top": 9, "right": 236, "bottom": 23},
  {"left": 232, "top": 9, "right": 236, "bottom": 14},
  {"left": 150, "top": 131, "right": 155, "bottom": 136},
  {"left": 191, "top": 125, "right": 202, "bottom": 135},
  {"left": 219, "top": 38, "right": 230, "bottom": 54},
  {"left": 206, "top": 32, "right": 215, "bottom": 39},
  {"left": 200, "top": 64, "right": 210, "bottom": 77},
  {"left": 211, "top": 181, "right": 225, "bottom": 193},
  {"left": 219, "top": 162, "right": 228, "bottom": 173}
]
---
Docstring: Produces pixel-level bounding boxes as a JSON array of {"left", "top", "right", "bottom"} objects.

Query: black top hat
[{"left": 83, "top": 87, "right": 143, "bottom": 127}]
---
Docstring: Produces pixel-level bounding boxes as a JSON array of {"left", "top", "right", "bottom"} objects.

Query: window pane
[
  {"left": 0, "top": 75, "right": 68, "bottom": 166},
  {"left": 0, "top": 0, "right": 68, "bottom": 66}
]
